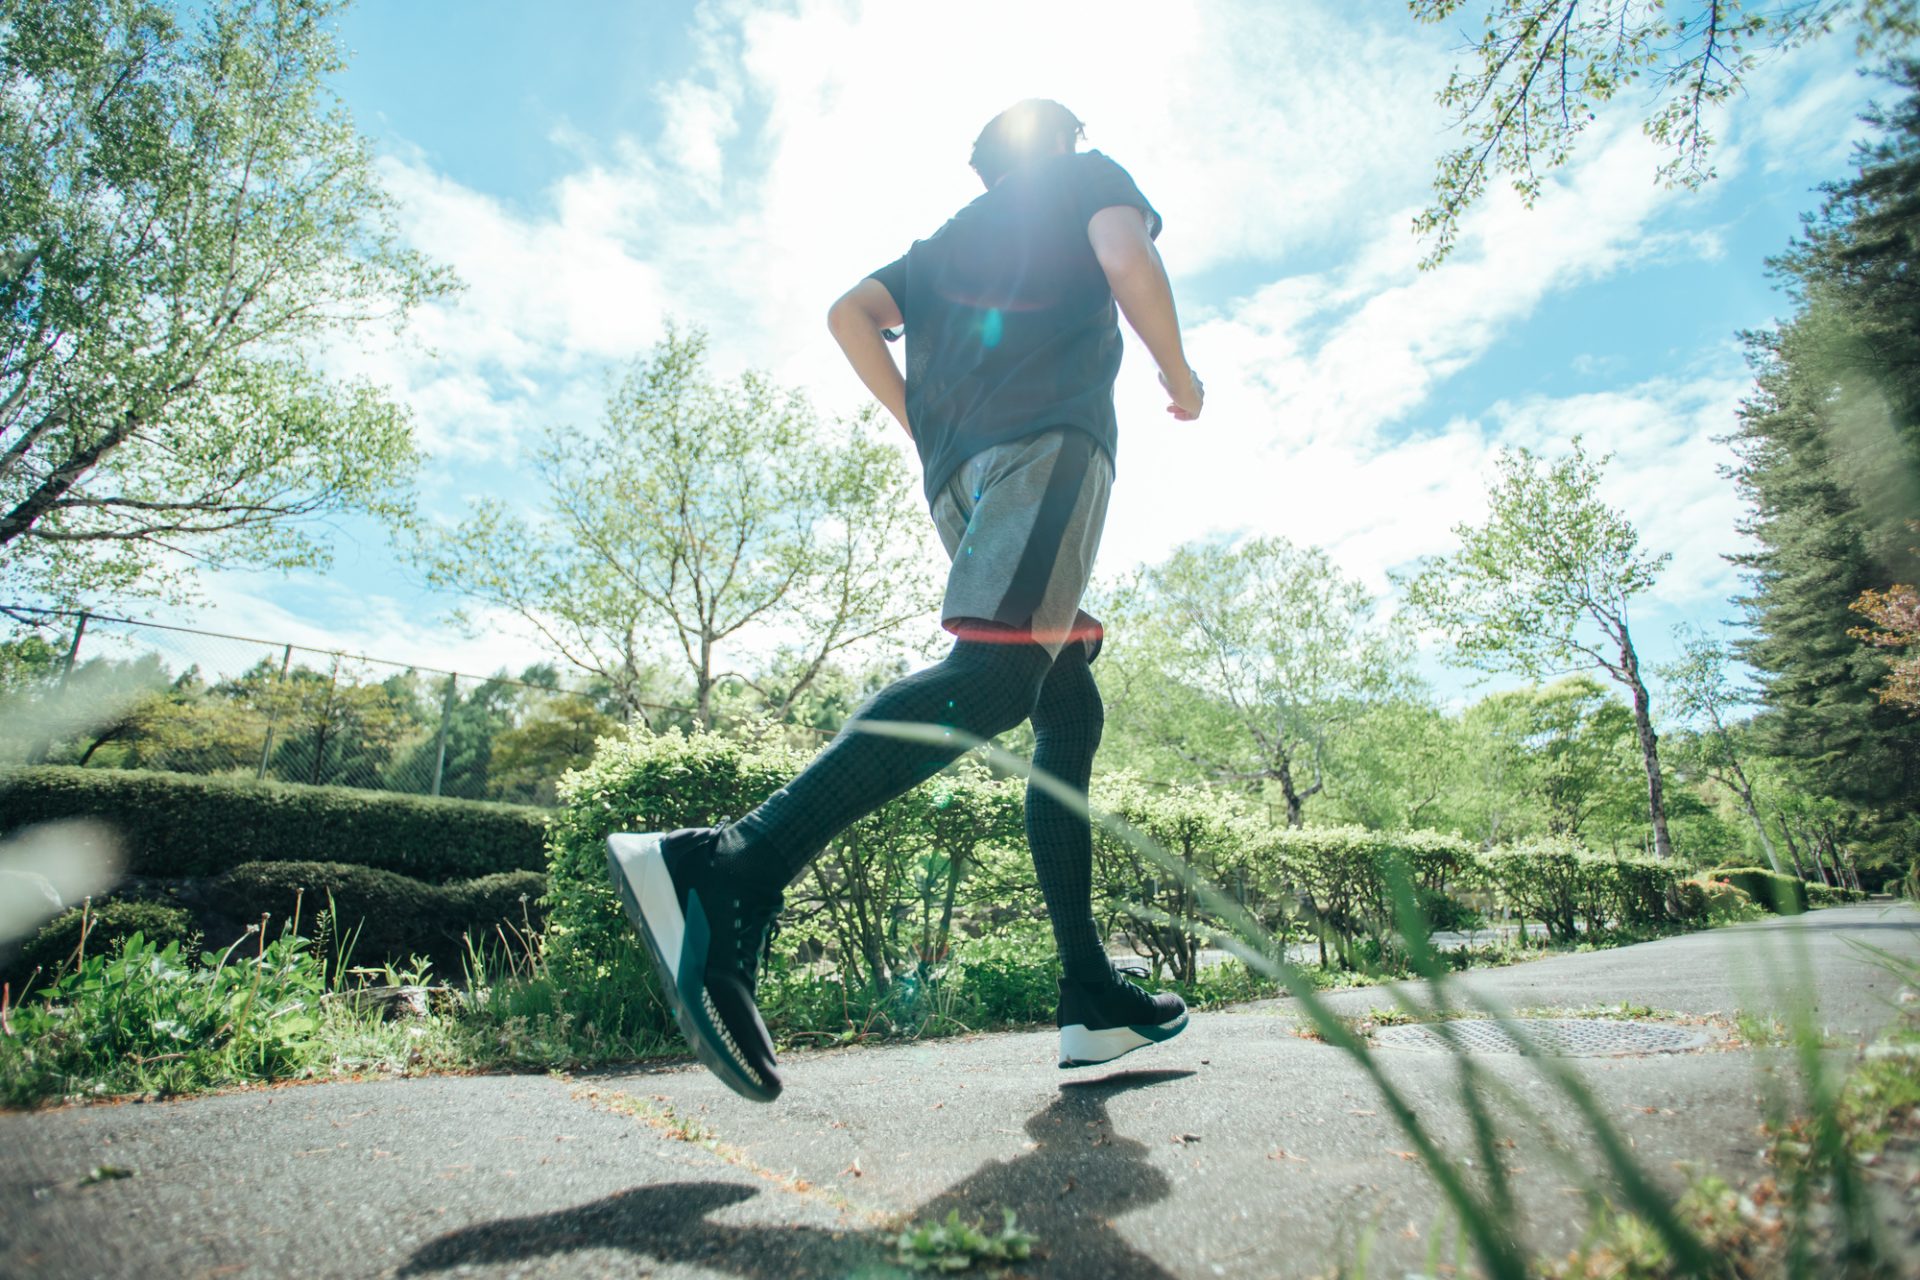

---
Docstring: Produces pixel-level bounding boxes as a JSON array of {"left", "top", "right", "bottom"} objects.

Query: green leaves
[
  {"left": 1407, "top": 1, "right": 1902, "bottom": 265},
  {"left": 0, "top": 0, "right": 452, "bottom": 606},
  {"left": 1399, "top": 438, "right": 1677, "bottom": 856},
  {"left": 415, "top": 327, "right": 938, "bottom": 727},
  {"left": 894, "top": 1208, "right": 1035, "bottom": 1272},
  {"left": 1101, "top": 534, "right": 1410, "bottom": 825},
  {"left": 1728, "top": 64, "right": 1920, "bottom": 859},
  {"left": 1401, "top": 439, "right": 1664, "bottom": 683},
  {"left": 0, "top": 927, "right": 329, "bottom": 1105}
]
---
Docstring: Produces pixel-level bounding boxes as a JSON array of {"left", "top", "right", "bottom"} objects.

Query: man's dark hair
[{"left": 969, "top": 99, "right": 1086, "bottom": 188}]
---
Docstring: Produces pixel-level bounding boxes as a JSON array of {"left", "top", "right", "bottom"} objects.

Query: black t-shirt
[{"left": 868, "top": 150, "right": 1161, "bottom": 504}]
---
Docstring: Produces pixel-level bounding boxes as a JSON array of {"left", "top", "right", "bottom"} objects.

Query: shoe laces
[{"left": 727, "top": 892, "right": 783, "bottom": 986}]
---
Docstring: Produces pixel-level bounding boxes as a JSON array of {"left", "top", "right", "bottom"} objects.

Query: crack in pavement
[{"left": 566, "top": 1081, "right": 887, "bottom": 1228}]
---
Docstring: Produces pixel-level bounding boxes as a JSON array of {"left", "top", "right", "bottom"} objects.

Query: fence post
[
  {"left": 430, "top": 674, "right": 458, "bottom": 797},
  {"left": 256, "top": 644, "right": 293, "bottom": 780},
  {"left": 55, "top": 611, "right": 88, "bottom": 691},
  {"left": 27, "top": 611, "right": 88, "bottom": 764}
]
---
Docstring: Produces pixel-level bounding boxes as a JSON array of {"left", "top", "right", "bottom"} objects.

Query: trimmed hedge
[
  {"left": 1669, "top": 877, "right": 1756, "bottom": 924},
  {"left": 544, "top": 727, "right": 806, "bottom": 1040},
  {"left": 1708, "top": 865, "right": 1807, "bottom": 915},
  {"left": 1479, "top": 841, "right": 1679, "bottom": 942},
  {"left": 0, "top": 767, "right": 548, "bottom": 881},
  {"left": 1259, "top": 824, "right": 1482, "bottom": 948},
  {"left": 1805, "top": 882, "right": 1865, "bottom": 907},
  {"left": 205, "top": 861, "right": 547, "bottom": 973}
]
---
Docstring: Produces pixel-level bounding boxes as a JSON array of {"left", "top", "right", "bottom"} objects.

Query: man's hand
[
  {"left": 1159, "top": 367, "right": 1203, "bottom": 421},
  {"left": 1089, "top": 206, "right": 1199, "bottom": 427}
]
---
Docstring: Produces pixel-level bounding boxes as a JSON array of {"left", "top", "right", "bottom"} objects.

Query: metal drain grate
[{"left": 1371, "top": 1018, "right": 1711, "bottom": 1057}]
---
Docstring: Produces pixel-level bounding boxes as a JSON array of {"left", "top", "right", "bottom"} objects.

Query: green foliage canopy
[
  {"left": 1408, "top": 1, "right": 1919, "bottom": 263},
  {"left": 1401, "top": 439, "right": 1678, "bottom": 856},
  {"left": 417, "top": 328, "right": 939, "bottom": 728},
  {"left": 1103, "top": 536, "right": 1409, "bottom": 826},
  {"left": 0, "top": 0, "right": 453, "bottom": 606}
]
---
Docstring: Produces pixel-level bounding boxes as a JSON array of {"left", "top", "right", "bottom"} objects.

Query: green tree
[
  {"left": 1103, "top": 536, "right": 1410, "bottom": 826},
  {"left": 263, "top": 658, "right": 417, "bottom": 788},
  {"left": 1729, "top": 65, "right": 1920, "bottom": 858},
  {"left": 66, "top": 664, "right": 263, "bottom": 773},
  {"left": 488, "top": 690, "right": 617, "bottom": 806},
  {"left": 1408, "top": 1, "right": 1918, "bottom": 262},
  {"left": 0, "top": 629, "right": 59, "bottom": 689},
  {"left": 1656, "top": 626, "right": 1788, "bottom": 872},
  {"left": 1401, "top": 439, "right": 1678, "bottom": 856},
  {"left": 1321, "top": 697, "right": 1463, "bottom": 832},
  {"left": 0, "top": 0, "right": 450, "bottom": 607},
  {"left": 1504, "top": 676, "right": 1641, "bottom": 840},
  {"left": 377, "top": 674, "right": 517, "bottom": 800},
  {"left": 417, "top": 328, "right": 939, "bottom": 728},
  {"left": 1442, "top": 678, "right": 1647, "bottom": 847}
]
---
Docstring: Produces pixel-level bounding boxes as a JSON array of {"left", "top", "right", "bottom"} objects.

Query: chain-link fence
[
  {"left": 2, "top": 606, "right": 1211, "bottom": 812},
  {"left": 0, "top": 606, "right": 709, "bottom": 807}
]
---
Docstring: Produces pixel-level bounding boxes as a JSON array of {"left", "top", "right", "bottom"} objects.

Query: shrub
[
  {"left": 1090, "top": 779, "right": 1262, "bottom": 981},
  {"left": 1481, "top": 839, "right": 1590, "bottom": 942},
  {"left": 0, "top": 930, "right": 326, "bottom": 1106},
  {"left": 1666, "top": 878, "right": 1710, "bottom": 923},
  {"left": 1085, "top": 793, "right": 1482, "bottom": 975},
  {"left": 544, "top": 727, "right": 806, "bottom": 1040},
  {"left": 1259, "top": 824, "right": 1482, "bottom": 966},
  {"left": 205, "top": 862, "right": 548, "bottom": 974},
  {"left": 1687, "top": 878, "right": 1757, "bottom": 924},
  {"left": 1481, "top": 841, "right": 1687, "bottom": 940},
  {"left": 948, "top": 929, "right": 1060, "bottom": 1024},
  {"left": 1593, "top": 856, "right": 1674, "bottom": 930},
  {"left": 1804, "top": 882, "right": 1865, "bottom": 908},
  {"left": 1709, "top": 866, "right": 1807, "bottom": 915},
  {"left": 12, "top": 900, "right": 200, "bottom": 986},
  {"left": 0, "top": 766, "right": 547, "bottom": 881},
  {"left": 794, "top": 767, "right": 1026, "bottom": 995},
  {"left": 546, "top": 727, "right": 1041, "bottom": 1037}
]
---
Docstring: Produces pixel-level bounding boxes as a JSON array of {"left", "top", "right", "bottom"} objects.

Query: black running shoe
[
  {"left": 1056, "top": 963, "right": 1189, "bottom": 1069},
  {"left": 606, "top": 828, "right": 784, "bottom": 1102}
]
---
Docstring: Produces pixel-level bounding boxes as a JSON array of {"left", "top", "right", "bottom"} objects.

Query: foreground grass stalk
[{"left": 857, "top": 721, "right": 1732, "bottom": 1279}]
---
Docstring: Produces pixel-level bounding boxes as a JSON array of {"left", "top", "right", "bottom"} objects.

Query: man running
[{"left": 607, "top": 99, "right": 1204, "bottom": 1102}]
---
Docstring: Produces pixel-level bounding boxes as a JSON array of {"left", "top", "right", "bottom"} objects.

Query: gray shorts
[{"left": 930, "top": 429, "right": 1111, "bottom": 661}]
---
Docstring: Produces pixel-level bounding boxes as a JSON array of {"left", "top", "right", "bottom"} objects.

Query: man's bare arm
[
  {"left": 1088, "top": 206, "right": 1202, "bottom": 421},
  {"left": 827, "top": 279, "right": 910, "bottom": 436}
]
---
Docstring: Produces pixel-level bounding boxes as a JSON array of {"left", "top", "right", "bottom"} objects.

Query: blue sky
[{"left": 149, "top": 0, "right": 1894, "bottom": 711}]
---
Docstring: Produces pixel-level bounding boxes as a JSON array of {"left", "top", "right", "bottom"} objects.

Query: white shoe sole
[
  {"left": 1059, "top": 1012, "right": 1190, "bottom": 1068},
  {"left": 608, "top": 832, "right": 684, "bottom": 980}
]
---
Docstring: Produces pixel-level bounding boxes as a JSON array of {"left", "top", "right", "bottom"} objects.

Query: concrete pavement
[{"left": 3, "top": 902, "right": 1915, "bottom": 1279}]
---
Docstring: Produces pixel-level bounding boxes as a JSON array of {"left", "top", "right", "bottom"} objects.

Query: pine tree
[{"left": 1729, "top": 62, "right": 1920, "bottom": 860}]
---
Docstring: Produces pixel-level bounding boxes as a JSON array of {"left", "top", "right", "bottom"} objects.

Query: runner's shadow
[
  {"left": 913, "top": 1067, "right": 1190, "bottom": 1278},
  {"left": 400, "top": 1068, "right": 1191, "bottom": 1279},
  {"left": 397, "top": 1179, "right": 887, "bottom": 1277}
]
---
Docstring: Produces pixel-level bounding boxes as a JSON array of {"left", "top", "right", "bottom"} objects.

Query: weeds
[
  {"left": 855, "top": 720, "right": 1920, "bottom": 1280},
  {"left": 894, "top": 1208, "right": 1035, "bottom": 1273},
  {"left": 0, "top": 923, "right": 325, "bottom": 1105}
]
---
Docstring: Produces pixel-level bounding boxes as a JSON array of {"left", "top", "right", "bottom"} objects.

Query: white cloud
[
  {"left": 189, "top": 1, "right": 1883, "bottom": 694},
  {"left": 1096, "top": 110, "right": 1740, "bottom": 595}
]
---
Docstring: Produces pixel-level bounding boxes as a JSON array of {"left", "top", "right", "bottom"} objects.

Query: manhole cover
[{"left": 1371, "top": 1018, "right": 1711, "bottom": 1057}]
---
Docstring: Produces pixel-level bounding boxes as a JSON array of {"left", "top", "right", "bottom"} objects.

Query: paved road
[{"left": 3, "top": 903, "right": 1915, "bottom": 1279}]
